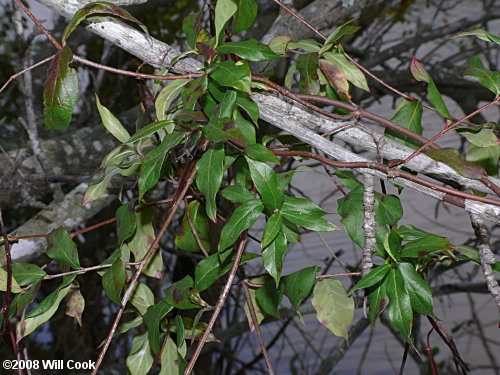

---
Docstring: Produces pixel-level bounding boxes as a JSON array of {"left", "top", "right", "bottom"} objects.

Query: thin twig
[
  {"left": 404, "top": 97, "right": 500, "bottom": 164},
  {"left": 272, "top": 150, "right": 500, "bottom": 208},
  {"left": 184, "top": 232, "right": 248, "bottom": 374},
  {"left": 92, "top": 140, "right": 207, "bottom": 375},
  {"left": 43, "top": 262, "right": 141, "bottom": 280},
  {"left": 426, "top": 328, "right": 439, "bottom": 375},
  {"left": 398, "top": 342, "right": 410, "bottom": 375},
  {"left": 184, "top": 197, "right": 209, "bottom": 257},
  {"left": 242, "top": 281, "right": 275, "bottom": 375},
  {"left": 0, "top": 55, "right": 54, "bottom": 94}
]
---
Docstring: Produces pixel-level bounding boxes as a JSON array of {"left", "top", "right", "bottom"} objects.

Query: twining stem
[
  {"left": 404, "top": 97, "right": 500, "bottom": 164},
  {"left": 184, "top": 232, "right": 248, "bottom": 374},
  {"left": 271, "top": 150, "right": 500, "bottom": 207},
  {"left": 242, "top": 281, "right": 275, "bottom": 375},
  {"left": 91, "top": 140, "right": 208, "bottom": 375}
]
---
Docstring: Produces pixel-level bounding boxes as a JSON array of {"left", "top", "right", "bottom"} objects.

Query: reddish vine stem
[
  {"left": 92, "top": 139, "right": 208, "bottom": 375},
  {"left": 252, "top": 76, "right": 356, "bottom": 121},
  {"left": 0, "top": 55, "right": 55, "bottom": 94},
  {"left": 13, "top": 0, "right": 61, "bottom": 49},
  {"left": 271, "top": 150, "right": 500, "bottom": 207},
  {"left": 0, "top": 209, "right": 13, "bottom": 344},
  {"left": 269, "top": 0, "right": 326, "bottom": 39},
  {"left": 184, "top": 232, "right": 248, "bottom": 375},
  {"left": 298, "top": 94, "right": 500, "bottom": 197},
  {"left": 404, "top": 97, "right": 500, "bottom": 163},
  {"left": 426, "top": 328, "right": 439, "bottom": 375},
  {"left": 242, "top": 281, "right": 275, "bottom": 375},
  {"left": 295, "top": 94, "right": 438, "bottom": 149}
]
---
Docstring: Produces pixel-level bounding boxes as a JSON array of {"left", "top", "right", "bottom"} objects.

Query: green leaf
[
  {"left": 219, "top": 199, "right": 264, "bottom": 251},
  {"left": 466, "top": 143, "right": 500, "bottom": 177},
  {"left": 117, "top": 316, "right": 143, "bottom": 334},
  {"left": 287, "top": 39, "right": 321, "bottom": 52},
  {"left": 46, "top": 227, "right": 80, "bottom": 269},
  {"left": 409, "top": 58, "right": 431, "bottom": 82},
  {"left": 196, "top": 144, "right": 225, "bottom": 221},
  {"left": 96, "top": 95, "right": 130, "bottom": 142},
  {"left": 323, "top": 52, "right": 369, "bottom": 91},
  {"left": 383, "top": 227, "right": 402, "bottom": 262},
  {"left": 17, "top": 275, "right": 76, "bottom": 340},
  {"left": 236, "top": 94, "right": 259, "bottom": 123},
  {"left": 102, "top": 258, "right": 126, "bottom": 305},
  {"left": 246, "top": 158, "right": 285, "bottom": 213},
  {"left": 457, "top": 126, "right": 500, "bottom": 148},
  {"left": 0, "top": 268, "right": 23, "bottom": 293},
  {"left": 400, "top": 235, "right": 452, "bottom": 258},
  {"left": 130, "top": 282, "right": 155, "bottom": 315},
  {"left": 43, "top": 46, "right": 78, "bottom": 130},
  {"left": 243, "top": 279, "right": 265, "bottom": 331},
  {"left": 194, "top": 248, "right": 258, "bottom": 292},
  {"left": 333, "top": 171, "right": 363, "bottom": 190},
  {"left": 312, "top": 278, "right": 354, "bottom": 339},
  {"left": 210, "top": 61, "right": 251, "bottom": 92},
  {"left": 282, "top": 266, "right": 317, "bottom": 312},
  {"left": 398, "top": 225, "right": 433, "bottom": 241},
  {"left": 233, "top": 0, "right": 258, "bottom": 32},
  {"left": 410, "top": 59, "right": 450, "bottom": 119},
  {"left": 11, "top": 263, "right": 46, "bottom": 286},
  {"left": 139, "top": 132, "right": 185, "bottom": 198},
  {"left": 349, "top": 264, "right": 391, "bottom": 294},
  {"left": 159, "top": 337, "right": 183, "bottom": 375},
  {"left": 128, "top": 121, "right": 174, "bottom": 143},
  {"left": 128, "top": 207, "right": 163, "bottom": 279},
  {"left": 281, "top": 196, "right": 327, "bottom": 217},
  {"left": 182, "top": 76, "right": 208, "bottom": 110},
  {"left": 65, "top": 282, "right": 85, "bottom": 327},
  {"left": 268, "top": 35, "right": 291, "bottom": 55},
  {"left": 282, "top": 219, "right": 299, "bottom": 244},
  {"left": 320, "top": 20, "right": 360, "bottom": 54},
  {"left": 453, "top": 29, "right": 500, "bottom": 45},
  {"left": 281, "top": 210, "right": 336, "bottom": 232},
  {"left": 284, "top": 63, "right": 297, "bottom": 89},
  {"left": 337, "top": 186, "right": 364, "bottom": 247},
  {"left": 368, "top": 278, "right": 389, "bottom": 324},
  {"left": 319, "top": 58, "right": 349, "bottom": 97},
  {"left": 219, "top": 39, "right": 280, "bottom": 61},
  {"left": 399, "top": 262, "right": 433, "bottom": 315},
  {"left": 163, "top": 276, "right": 200, "bottom": 309},
  {"left": 62, "top": 1, "right": 148, "bottom": 42},
  {"left": 385, "top": 99, "right": 423, "bottom": 149},
  {"left": 144, "top": 300, "right": 173, "bottom": 354},
  {"left": 116, "top": 202, "right": 137, "bottom": 245},
  {"left": 221, "top": 185, "right": 256, "bottom": 203},
  {"left": 425, "top": 147, "right": 486, "bottom": 180},
  {"left": 175, "top": 200, "right": 212, "bottom": 253},
  {"left": 175, "top": 314, "right": 185, "bottom": 347},
  {"left": 156, "top": 79, "right": 191, "bottom": 121},
  {"left": 256, "top": 278, "right": 284, "bottom": 319},
  {"left": 427, "top": 80, "right": 451, "bottom": 120},
  {"left": 262, "top": 232, "right": 287, "bottom": 285},
  {"left": 244, "top": 144, "right": 280, "bottom": 164},
  {"left": 262, "top": 213, "right": 283, "bottom": 248},
  {"left": 386, "top": 268, "right": 412, "bottom": 341},
  {"left": 126, "top": 332, "right": 154, "bottom": 375},
  {"left": 214, "top": 0, "right": 238, "bottom": 45},
  {"left": 296, "top": 53, "right": 320, "bottom": 94},
  {"left": 455, "top": 56, "right": 500, "bottom": 96}
]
